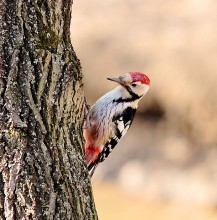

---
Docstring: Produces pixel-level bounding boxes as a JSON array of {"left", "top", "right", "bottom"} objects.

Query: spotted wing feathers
[{"left": 88, "top": 107, "right": 136, "bottom": 175}]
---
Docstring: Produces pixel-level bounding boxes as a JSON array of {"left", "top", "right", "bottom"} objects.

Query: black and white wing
[{"left": 88, "top": 107, "right": 136, "bottom": 176}]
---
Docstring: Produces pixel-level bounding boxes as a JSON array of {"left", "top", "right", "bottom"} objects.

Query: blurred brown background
[{"left": 71, "top": 1, "right": 217, "bottom": 219}]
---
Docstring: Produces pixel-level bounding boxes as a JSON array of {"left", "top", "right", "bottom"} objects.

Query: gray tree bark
[{"left": 0, "top": 0, "right": 98, "bottom": 219}]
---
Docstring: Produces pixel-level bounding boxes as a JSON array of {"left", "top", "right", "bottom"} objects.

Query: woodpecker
[{"left": 84, "top": 72, "right": 150, "bottom": 177}]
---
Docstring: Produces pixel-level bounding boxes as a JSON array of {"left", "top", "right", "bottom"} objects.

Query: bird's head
[{"left": 107, "top": 72, "right": 150, "bottom": 98}]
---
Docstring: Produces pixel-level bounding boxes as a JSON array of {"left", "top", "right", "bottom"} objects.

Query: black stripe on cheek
[
  {"left": 125, "top": 86, "right": 141, "bottom": 99},
  {"left": 113, "top": 86, "right": 142, "bottom": 103}
]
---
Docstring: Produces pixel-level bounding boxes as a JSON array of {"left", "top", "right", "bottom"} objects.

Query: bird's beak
[{"left": 107, "top": 76, "right": 126, "bottom": 85}]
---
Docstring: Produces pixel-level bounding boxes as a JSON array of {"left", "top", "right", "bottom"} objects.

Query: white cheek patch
[
  {"left": 143, "top": 85, "right": 150, "bottom": 94},
  {"left": 135, "top": 85, "right": 150, "bottom": 97}
]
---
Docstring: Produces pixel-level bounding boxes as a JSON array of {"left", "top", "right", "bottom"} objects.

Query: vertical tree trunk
[{"left": 0, "top": 0, "right": 98, "bottom": 219}]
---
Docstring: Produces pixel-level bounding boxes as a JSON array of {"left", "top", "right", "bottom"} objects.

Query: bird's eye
[{"left": 131, "top": 83, "right": 137, "bottom": 87}]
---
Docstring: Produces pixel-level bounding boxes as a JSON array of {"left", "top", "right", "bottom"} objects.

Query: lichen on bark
[
  {"left": 38, "top": 25, "right": 61, "bottom": 51},
  {"left": 0, "top": 0, "right": 98, "bottom": 219}
]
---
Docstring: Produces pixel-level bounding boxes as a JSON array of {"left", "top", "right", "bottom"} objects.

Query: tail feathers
[{"left": 88, "top": 163, "right": 98, "bottom": 177}]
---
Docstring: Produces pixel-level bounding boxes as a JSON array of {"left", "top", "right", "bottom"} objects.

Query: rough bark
[{"left": 0, "top": 0, "right": 98, "bottom": 219}]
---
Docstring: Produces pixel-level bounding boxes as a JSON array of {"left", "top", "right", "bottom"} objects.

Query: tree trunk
[{"left": 0, "top": 0, "right": 98, "bottom": 219}]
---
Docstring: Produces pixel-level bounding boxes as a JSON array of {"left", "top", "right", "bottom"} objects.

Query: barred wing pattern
[{"left": 88, "top": 107, "right": 136, "bottom": 176}]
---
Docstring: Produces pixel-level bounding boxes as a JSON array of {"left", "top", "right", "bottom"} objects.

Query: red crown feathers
[{"left": 129, "top": 72, "right": 150, "bottom": 85}]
